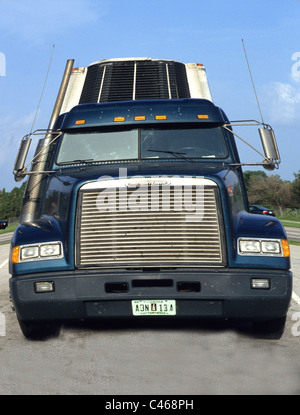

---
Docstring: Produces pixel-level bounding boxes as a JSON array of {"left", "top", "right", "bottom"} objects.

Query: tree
[
  {"left": 0, "top": 182, "right": 26, "bottom": 219},
  {"left": 243, "top": 170, "right": 267, "bottom": 192},
  {"left": 246, "top": 173, "right": 292, "bottom": 215},
  {"left": 291, "top": 170, "right": 300, "bottom": 208}
]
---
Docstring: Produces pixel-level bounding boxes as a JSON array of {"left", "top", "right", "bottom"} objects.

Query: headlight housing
[
  {"left": 12, "top": 241, "right": 63, "bottom": 264},
  {"left": 238, "top": 238, "right": 289, "bottom": 257}
]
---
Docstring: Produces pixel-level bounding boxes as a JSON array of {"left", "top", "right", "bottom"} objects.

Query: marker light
[
  {"left": 75, "top": 120, "right": 86, "bottom": 125},
  {"left": 197, "top": 114, "right": 209, "bottom": 119},
  {"left": 134, "top": 116, "right": 146, "bottom": 121},
  {"left": 34, "top": 282, "right": 55, "bottom": 293},
  {"left": 114, "top": 117, "right": 125, "bottom": 122},
  {"left": 251, "top": 279, "right": 270, "bottom": 289},
  {"left": 155, "top": 115, "right": 167, "bottom": 120}
]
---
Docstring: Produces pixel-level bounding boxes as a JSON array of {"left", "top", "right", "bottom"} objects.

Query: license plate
[{"left": 132, "top": 299, "right": 176, "bottom": 316}]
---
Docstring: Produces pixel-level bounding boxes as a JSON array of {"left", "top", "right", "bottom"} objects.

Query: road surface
[
  {"left": 0, "top": 243, "right": 300, "bottom": 395},
  {"left": 285, "top": 226, "right": 300, "bottom": 242}
]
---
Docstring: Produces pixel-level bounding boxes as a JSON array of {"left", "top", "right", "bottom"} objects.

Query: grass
[
  {"left": 275, "top": 210, "right": 300, "bottom": 228},
  {"left": 280, "top": 220, "right": 300, "bottom": 228},
  {"left": 289, "top": 240, "right": 300, "bottom": 246},
  {"left": 0, "top": 222, "right": 19, "bottom": 234}
]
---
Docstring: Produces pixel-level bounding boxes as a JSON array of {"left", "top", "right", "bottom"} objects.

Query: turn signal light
[
  {"left": 11, "top": 246, "right": 20, "bottom": 264},
  {"left": 281, "top": 239, "right": 290, "bottom": 258}
]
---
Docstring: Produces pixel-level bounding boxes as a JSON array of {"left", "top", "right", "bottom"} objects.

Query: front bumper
[{"left": 9, "top": 268, "right": 292, "bottom": 322}]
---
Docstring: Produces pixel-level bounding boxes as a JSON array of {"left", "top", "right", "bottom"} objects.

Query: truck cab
[{"left": 9, "top": 58, "right": 292, "bottom": 340}]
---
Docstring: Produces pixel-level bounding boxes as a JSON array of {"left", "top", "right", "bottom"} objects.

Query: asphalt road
[
  {"left": 0, "top": 231, "right": 12, "bottom": 244},
  {"left": 285, "top": 227, "right": 300, "bottom": 242},
  {"left": 1, "top": 243, "right": 300, "bottom": 395}
]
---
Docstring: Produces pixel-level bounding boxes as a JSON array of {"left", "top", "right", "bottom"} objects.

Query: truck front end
[{"left": 9, "top": 97, "right": 292, "bottom": 340}]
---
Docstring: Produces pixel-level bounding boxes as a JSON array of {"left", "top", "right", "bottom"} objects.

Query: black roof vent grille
[{"left": 79, "top": 59, "right": 190, "bottom": 104}]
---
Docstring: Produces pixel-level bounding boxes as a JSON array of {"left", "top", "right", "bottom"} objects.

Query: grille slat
[{"left": 77, "top": 184, "right": 224, "bottom": 267}]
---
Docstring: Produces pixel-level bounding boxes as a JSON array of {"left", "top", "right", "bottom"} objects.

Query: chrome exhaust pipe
[{"left": 20, "top": 59, "right": 74, "bottom": 223}]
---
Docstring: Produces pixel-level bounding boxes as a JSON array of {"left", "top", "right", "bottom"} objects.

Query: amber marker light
[
  {"left": 134, "top": 116, "right": 146, "bottom": 121},
  {"left": 155, "top": 115, "right": 167, "bottom": 120},
  {"left": 281, "top": 239, "right": 290, "bottom": 257},
  {"left": 11, "top": 246, "right": 20, "bottom": 264},
  {"left": 114, "top": 117, "right": 125, "bottom": 122},
  {"left": 197, "top": 114, "right": 209, "bottom": 119},
  {"left": 75, "top": 120, "right": 86, "bottom": 125}
]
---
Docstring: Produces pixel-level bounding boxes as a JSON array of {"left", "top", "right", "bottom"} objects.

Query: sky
[{"left": 1, "top": 0, "right": 300, "bottom": 191}]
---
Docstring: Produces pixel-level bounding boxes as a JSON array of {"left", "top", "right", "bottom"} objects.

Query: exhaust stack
[{"left": 20, "top": 59, "right": 74, "bottom": 223}]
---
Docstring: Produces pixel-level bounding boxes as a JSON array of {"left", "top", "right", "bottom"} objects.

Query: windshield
[{"left": 56, "top": 125, "right": 228, "bottom": 165}]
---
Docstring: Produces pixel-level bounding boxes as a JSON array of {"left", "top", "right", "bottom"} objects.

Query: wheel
[
  {"left": 252, "top": 315, "right": 287, "bottom": 340},
  {"left": 18, "top": 317, "right": 62, "bottom": 340}
]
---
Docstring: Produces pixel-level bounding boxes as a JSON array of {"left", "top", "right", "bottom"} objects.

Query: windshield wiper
[
  {"left": 147, "top": 149, "right": 187, "bottom": 159},
  {"left": 59, "top": 158, "right": 95, "bottom": 165}
]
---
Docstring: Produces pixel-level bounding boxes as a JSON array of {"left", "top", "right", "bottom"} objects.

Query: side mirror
[
  {"left": 259, "top": 127, "right": 281, "bottom": 170},
  {"left": 13, "top": 136, "right": 32, "bottom": 182}
]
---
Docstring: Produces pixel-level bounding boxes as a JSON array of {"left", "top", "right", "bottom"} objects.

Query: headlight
[
  {"left": 40, "top": 243, "right": 61, "bottom": 257},
  {"left": 20, "top": 246, "right": 39, "bottom": 260},
  {"left": 238, "top": 238, "right": 289, "bottom": 257},
  {"left": 12, "top": 242, "right": 63, "bottom": 264},
  {"left": 261, "top": 240, "right": 281, "bottom": 254},
  {"left": 239, "top": 240, "right": 260, "bottom": 253}
]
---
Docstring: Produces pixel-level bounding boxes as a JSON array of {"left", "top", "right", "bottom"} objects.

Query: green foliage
[
  {"left": 0, "top": 182, "right": 26, "bottom": 219},
  {"left": 243, "top": 170, "right": 267, "bottom": 190},
  {"left": 244, "top": 170, "right": 300, "bottom": 216},
  {"left": 291, "top": 171, "right": 300, "bottom": 207}
]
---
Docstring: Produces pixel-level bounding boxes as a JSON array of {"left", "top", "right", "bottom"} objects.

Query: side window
[{"left": 42, "top": 178, "right": 72, "bottom": 220}]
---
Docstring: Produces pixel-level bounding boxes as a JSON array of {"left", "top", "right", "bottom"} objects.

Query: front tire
[{"left": 18, "top": 318, "right": 62, "bottom": 340}]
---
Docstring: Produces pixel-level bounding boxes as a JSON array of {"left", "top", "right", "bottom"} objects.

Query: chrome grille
[{"left": 77, "top": 179, "right": 224, "bottom": 267}]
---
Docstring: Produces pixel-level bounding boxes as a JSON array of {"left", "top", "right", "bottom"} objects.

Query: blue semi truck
[{"left": 10, "top": 58, "right": 292, "bottom": 339}]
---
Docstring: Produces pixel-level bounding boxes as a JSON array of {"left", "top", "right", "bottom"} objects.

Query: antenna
[
  {"left": 30, "top": 44, "right": 55, "bottom": 134},
  {"left": 241, "top": 38, "right": 264, "bottom": 125}
]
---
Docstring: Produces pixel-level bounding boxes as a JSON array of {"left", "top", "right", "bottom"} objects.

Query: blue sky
[{"left": 1, "top": 0, "right": 300, "bottom": 191}]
